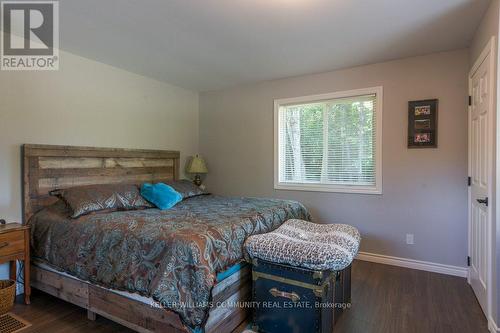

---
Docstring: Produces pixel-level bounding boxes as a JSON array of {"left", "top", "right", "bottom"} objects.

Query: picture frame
[{"left": 408, "top": 99, "right": 438, "bottom": 148}]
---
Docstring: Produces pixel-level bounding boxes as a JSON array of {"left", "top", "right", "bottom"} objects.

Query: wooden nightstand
[{"left": 0, "top": 223, "right": 30, "bottom": 304}]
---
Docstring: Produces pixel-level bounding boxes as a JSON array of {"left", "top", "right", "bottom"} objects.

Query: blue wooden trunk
[{"left": 251, "top": 259, "right": 350, "bottom": 333}]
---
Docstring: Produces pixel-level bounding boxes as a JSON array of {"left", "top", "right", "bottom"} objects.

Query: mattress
[{"left": 29, "top": 194, "right": 310, "bottom": 329}]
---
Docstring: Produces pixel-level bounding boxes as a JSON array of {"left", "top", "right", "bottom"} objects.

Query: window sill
[{"left": 274, "top": 183, "right": 382, "bottom": 195}]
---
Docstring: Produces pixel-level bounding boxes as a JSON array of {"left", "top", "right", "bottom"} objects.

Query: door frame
[{"left": 468, "top": 36, "right": 496, "bottom": 328}]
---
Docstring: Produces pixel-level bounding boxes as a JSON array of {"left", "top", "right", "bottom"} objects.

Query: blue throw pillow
[{"left": 140, "top": 183, "right": 182, "bottom": 210}]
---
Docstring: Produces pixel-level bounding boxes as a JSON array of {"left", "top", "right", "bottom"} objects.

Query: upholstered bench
[{"left": 244, "top": 219, "right": 361, "bottom": 333}]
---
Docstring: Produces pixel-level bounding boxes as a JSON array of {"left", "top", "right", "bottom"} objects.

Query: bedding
[
  {"left": 50, "top": 183, "right": 153, "bottom": 218},
  {"left": 28, "top": 194, "right": 309, "bottom": 329},
  {"left": 164, "top": 179, "right": 207, "bottom": 199}
]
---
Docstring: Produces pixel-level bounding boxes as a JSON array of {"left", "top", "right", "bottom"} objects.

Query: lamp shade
[{"left": 186, "top": 155, "right": 208, "bottom": 174}]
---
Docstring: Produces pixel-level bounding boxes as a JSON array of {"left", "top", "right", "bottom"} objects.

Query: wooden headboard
[{"left": 22, "top": 144, "right": 180, "bottom": 223}]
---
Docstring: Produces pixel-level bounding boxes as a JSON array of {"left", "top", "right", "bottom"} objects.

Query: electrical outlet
[{"left": 406, "top": 233, "right": 414, "bottom": 245}]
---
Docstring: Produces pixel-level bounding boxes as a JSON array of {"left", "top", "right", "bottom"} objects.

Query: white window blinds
[{"left": 275, "top": 88, "right": 382, "bottom": 193}]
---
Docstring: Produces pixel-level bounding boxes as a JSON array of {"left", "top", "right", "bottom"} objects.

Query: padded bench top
[{"left": 244, "top": 219, "right": 360, "bottom": 271}]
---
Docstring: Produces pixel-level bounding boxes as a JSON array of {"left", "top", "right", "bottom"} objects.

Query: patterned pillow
[
  {"left": 244, "top": 219, "right": 361, "bottom": 271},
  {"left": 163, "top": 179, "right": 207, "bottom": 199},
  {"left": 50, "top": 184, "right": 153, "bottom": 218}
]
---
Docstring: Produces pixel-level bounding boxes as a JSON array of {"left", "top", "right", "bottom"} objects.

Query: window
[{"left": 274, "top": 87, "right": 382, "bottom": 194}]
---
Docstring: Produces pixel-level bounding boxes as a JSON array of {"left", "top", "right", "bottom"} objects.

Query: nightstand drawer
[{"left": 0, "top": 230, "right": 25, "bottom": 257}]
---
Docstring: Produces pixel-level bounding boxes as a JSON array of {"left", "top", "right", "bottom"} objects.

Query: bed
[{"left": 22, "top": 144, "right": 309, "bottom": 333}]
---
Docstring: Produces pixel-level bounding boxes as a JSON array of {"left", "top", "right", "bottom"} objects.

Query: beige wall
[
  {"left": 200, "top": 49, "right": 469, "bottom": 267},
  {"left": 0, "top": 50, "right": 199, "bottom": 278}
]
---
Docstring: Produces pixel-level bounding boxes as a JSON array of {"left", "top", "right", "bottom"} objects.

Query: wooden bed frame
[{"left": 22, "top": 144, "right": 250, "bottom": 333}]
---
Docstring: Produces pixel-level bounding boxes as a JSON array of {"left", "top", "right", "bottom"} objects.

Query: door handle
[{"left": 477, "top": 197, "right": 488, "bottom": 206}]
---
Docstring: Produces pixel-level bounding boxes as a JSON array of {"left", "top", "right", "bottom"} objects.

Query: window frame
[{"left": 273, "top": 86, "right": 383, "bottom": 194}]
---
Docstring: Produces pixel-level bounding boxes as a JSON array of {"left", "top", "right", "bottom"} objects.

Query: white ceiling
[{"left": 60, "top": 0, "right": 491, "bottom": 91}]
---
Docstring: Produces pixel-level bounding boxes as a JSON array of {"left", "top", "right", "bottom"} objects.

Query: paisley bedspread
[{"left": 28, "top": 195, "right": 310, "bottom": 329}]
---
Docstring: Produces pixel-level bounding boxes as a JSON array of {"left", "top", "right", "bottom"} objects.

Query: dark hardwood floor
[
  {"left": 334, "top": 260, "right": 488, "bottom": 333},
  {"left": 11, "top": 260, "right": 487, "bottom": 333}
]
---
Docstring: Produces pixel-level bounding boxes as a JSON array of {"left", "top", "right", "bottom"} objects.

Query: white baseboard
[
  {"left": 489, "top": 316, "right": 500, "bottom": 333},
  {"left": 356, "top": 251, "right": 468, "bottom": 278}
]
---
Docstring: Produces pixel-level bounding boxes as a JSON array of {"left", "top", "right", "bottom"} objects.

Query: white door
[{"left": 468, "top": 38, "right": 494, "bottom": 316}]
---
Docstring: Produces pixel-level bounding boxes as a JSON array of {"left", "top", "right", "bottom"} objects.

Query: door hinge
[
  {"left": 469, "top": 95, "right": 472, "bottom": 106},
  {"left": 468, "top": 177, "right": 471, "bottom": 186},
  {"left": 467, "top": 256, "right": 471, "bottom": 267}
]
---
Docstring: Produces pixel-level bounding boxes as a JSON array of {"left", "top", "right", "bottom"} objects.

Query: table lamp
[{"left": 186, "top": 155, "right": 208, "bottom": 186}]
